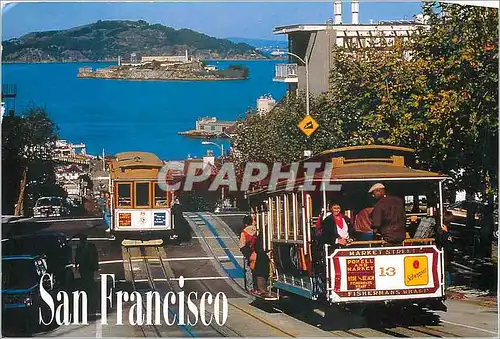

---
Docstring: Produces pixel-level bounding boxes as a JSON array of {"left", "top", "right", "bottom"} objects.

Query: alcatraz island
[
  {"left": 2, "top": 20, "right": 263, "bottom": 81},
  {"left": 77, "top": 51, "right": 249, "bottom": 81}
]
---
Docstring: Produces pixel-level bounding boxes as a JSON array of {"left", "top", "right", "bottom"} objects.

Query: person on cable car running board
[
  {"left": 320, "top": 203, "right": 355, "bottom": 246},
  {"left": 368, "top": 183, "right": 407, "bottom": 245},
  {"left": 239, "top": 215, "right": 270, "bottom": 296}
]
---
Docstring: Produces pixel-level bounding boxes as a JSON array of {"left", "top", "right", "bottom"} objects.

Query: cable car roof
[
  {"left": 110, "top": 152, "right": 164, "bottom": 180},
  {"left": 114, "top": 152, "right": 164, "bottom": 168},
  {"left": 249, "top": 145, "right": 450, "bottom": 195}
]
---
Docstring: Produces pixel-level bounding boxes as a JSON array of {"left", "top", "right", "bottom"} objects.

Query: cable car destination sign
[{"left": 326, "top": 245, "right": 443, "bottom": 303}]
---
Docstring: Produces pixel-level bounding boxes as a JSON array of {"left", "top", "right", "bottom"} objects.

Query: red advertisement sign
[{"left": 346, "top": 257, "right": 375, "bottom": 290}]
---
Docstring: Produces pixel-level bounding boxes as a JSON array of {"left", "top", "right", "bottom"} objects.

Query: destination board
[
  {"left": 154, "top": 212, "right": 167, "bottom": 226},
  {"left": 327, "top": 245, "right": 443, "bottom": 302},
  {"left": 118, "top": 213, "right": 132, "bottom": 226},
  {"left": 346, "top": 257, "right": 375, "bottom": 290}
]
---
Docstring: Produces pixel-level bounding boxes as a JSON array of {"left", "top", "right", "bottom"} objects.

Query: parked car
[
  {"left": 2, "top": 230, "right": 75, "bottom": 291},
  {"left": 2, "top": 255, "right": 58, "bottom": 335},
  {"left": 446, "top": 200, "right": 498, "bottom": 243},
  {"left": 33, "top": 196, "right": 70, "bottom": 218}
]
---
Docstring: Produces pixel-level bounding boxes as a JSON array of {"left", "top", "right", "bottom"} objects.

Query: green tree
[
  {"left": 2, "top": 106, "right": 61, "bottom": 215},
  {"left": 230, "top": 2, "right": 498, "bottom": 201}
]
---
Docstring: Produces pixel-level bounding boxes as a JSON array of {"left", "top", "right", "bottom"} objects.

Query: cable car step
[
  {"left": 249, "top": 290, "right": 279, "bottom": 301},
  {"left": 122, "top": 239, "right": 164, "bottom": 247}
]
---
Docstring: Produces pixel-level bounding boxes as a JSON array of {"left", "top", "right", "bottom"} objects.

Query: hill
[{"left": 2, "top": 20, "right": 266, "bottom": 63}]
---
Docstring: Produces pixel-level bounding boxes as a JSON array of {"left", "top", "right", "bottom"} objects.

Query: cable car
[
  {"left": 247, "top": 145, "right": 448, "bottom": 310},
  {"left": 108, "top": 152, "right": 176, "bottom": 241}
]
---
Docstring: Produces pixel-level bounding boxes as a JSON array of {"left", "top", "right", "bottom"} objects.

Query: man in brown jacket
[{"left": 369, "top": 183, "right": 406, "bottom": 245}]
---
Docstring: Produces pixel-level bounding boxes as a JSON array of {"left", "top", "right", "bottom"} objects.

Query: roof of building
[{"left": 273, "top": 23, "right": 422, "bottom": 35}]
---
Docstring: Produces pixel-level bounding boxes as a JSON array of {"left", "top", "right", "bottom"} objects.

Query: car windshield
[
  {"left": 2, "top": 259, "right": 40, "bottom": 290},
  {"left": 36, "top": 197, "right": 62, "bottom": 207}
]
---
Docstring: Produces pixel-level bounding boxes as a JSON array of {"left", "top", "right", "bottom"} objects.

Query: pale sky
[{"left": 2, "top": 1, "right": 423, "bottom": 41}]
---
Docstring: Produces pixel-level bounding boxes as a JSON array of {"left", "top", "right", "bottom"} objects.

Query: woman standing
[
  {"left": 320, "top": 203, "right": 355, "bottom": 246},
  {"left": 239, "top": 215, "right": 269, "bottom": 296}
]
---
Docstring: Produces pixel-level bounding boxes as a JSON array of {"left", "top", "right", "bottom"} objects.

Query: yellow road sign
[{"left": 298, "top": 115, "right": 319, "bottom": 136}]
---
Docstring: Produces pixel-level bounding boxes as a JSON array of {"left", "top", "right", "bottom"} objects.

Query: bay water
[{"left": 2, "top": 60, "right": 286, "bottom": 160}]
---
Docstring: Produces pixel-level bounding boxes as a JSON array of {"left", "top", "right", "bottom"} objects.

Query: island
[{"left": 77, "top": 56, "right": 249, "bottom": 81}]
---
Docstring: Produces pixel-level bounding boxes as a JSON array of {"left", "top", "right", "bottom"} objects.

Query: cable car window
[
  {"left": 136, "top": 182, "right": 150, "bottom": 207},
  {"left": 405, "top": 196, "right": 414, "bottom": 213},
  {"left": 297, "top": 193, "right": 303, "bottom": 239},
  {"left": 117, "top": 183, "right": 132, "bottom": 207},
  {"left": 154, "top": 183, "right": 168, "bottom": 207},
  {"left": 280, "top": 196, "right": 286, "bottom": 237},
  {"left": 271, "top": 198, "right": 278, "bottom": 238},
  {"left": 418, "top": 195, "right": 427, "bottom": 213},
  {"left": 287, "top": 194, "right": 295, "bottom": 238}
]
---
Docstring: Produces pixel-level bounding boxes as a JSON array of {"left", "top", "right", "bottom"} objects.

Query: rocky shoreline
[
  {"left": 76, "top": 60, "right": 249, "bottom": 81},
  {"left": 77, "top": 71, "right": 245, "bottom": 81}
]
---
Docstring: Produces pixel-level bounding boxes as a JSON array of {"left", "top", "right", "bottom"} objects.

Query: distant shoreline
[{"left": 1, "top": 58, "right": 278, "bottom": 65}]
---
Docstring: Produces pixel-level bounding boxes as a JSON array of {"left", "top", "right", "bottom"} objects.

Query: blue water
[{"left": 2, "top": 61, "right": 286, "bottom": 160}]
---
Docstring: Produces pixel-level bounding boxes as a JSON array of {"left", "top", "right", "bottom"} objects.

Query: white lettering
[
  {"left": 268, "top": 162, "right": 299, "bottom": 191},
  {"left": 303, "top": 162, "right": 321, "bottom": 191},
  {"left": 187, "top": 292, "right": 199, "bottom": 326},
  {"left": 183, "top": 162, "right": 212, "bottom": 191},
  {"left": 240, "top": 162, "right": 269, "bottom": 191},
  {"left": 128, "top": 291, "right": 144, "bottom": 326},
  {"left": 209, "top": 163, "right": 238, "bottom": 192},
  {"left": 214, "top": 292, "right": 228, "bottom": 326},
  {"left": 100, "top": 273, "right": 115, "bottom": 325},
  {"left": 39, "top": 273, "right": 54, "bottom": 326},
  {"left": 200, "top": 292, "right": 213, "bottom": 326}
]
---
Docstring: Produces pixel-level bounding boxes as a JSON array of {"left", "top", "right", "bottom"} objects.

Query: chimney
[
  {"left": 334, "top": 0, "right": 342, "bottom": 25},
  {"left": 351, "top": 0, "right": 359, "bottom": 25}
]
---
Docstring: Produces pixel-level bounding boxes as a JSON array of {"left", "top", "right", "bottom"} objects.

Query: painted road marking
[
  {"left": 115, "top": 276, "right": 229, "bottom": 283},
  {"left": 27, "top": 217, "right": 103, "bottom": 223},
  {"left": 99, "top": 256, "right": 244, "bottom": 265},
  {"left": 440, "top": 320, "right": 498, "bottom": 335},
  {"left": 72, "top": 237, "right": 113, "bottom": 241}
]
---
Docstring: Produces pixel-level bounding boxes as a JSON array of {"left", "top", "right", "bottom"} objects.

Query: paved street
[{"left": 2, "top": 214, "right": 498, "bottom": 337}]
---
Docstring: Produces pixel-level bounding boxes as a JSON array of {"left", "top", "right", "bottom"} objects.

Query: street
[{"left": 2, "top": 213, "right": 498, "bottom": 337}]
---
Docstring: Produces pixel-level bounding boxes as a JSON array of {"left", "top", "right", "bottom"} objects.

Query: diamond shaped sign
[{"left": 298, "top": 115, "right": 319, "bottom": 136}]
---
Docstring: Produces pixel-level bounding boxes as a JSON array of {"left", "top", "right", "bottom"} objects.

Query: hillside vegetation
[{"left": 2, "top": 20, "right": 265, "bottom": 62}]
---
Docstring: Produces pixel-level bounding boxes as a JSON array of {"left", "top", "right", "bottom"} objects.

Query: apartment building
[{"left": 273, "top": 0, "right": 423, "bottom": 95}]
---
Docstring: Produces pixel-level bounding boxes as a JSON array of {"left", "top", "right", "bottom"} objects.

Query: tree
[
  {"left": 230, "top": 2, "right": 498, "bottom": 201},
  {"left": 2, "top": 106, "right": 60, "bottom": 215}
]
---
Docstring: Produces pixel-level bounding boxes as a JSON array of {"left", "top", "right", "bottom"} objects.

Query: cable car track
[{"left": 125, "top": 245, "right": 199, "bottom": 337}]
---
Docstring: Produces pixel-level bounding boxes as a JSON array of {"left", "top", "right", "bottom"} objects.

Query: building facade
[{"left": 273, "top": 0, "right": 422, "bottom": 95}]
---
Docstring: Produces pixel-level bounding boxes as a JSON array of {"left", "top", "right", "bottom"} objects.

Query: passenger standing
[
  {"left": 320, "top": 203, "right": 354, "bottom": 246},
  {"left": 75, "top": 234, "right": 99, "bottom": 316},
  {"left": 239, "top": 215, "right": 270, "bottom": 296},
  {"left": 239, "top": 215, "right": 257, "bottom": 292},
  {"left": 439, "top": 211, "right": 454, "bottom": 288},
  {"left": 354, "top": 207, "right": 375, "bottom": 241},
  {"left": 368, "top": 183, "right": 406, "bottom": 245},
  {"left": 172, "top": 199, "right": 191, "bottom": 245}
]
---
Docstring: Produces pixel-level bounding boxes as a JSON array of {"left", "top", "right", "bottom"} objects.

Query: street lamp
[
  {"left": 201, "top": 141, "right": 224, "bottom": 158},
  {"left": 271, "top": 50, "right": 310, "bottom": 116},
  {"left": 201, "top": 141, "right": 225, "bottom": 209}
]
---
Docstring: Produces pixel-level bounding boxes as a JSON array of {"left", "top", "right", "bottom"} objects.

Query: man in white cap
[{"left": 368, "top": 183, "right": 406, "bottom": 245}]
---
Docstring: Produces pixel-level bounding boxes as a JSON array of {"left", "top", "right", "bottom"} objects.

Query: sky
[{"left": 2, "top": 1, "right": 424, "bottom": 41}]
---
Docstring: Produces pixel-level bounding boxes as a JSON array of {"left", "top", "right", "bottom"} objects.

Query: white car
[{"left": 33, "top": 197, "right": 69, "bottom": 218}]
